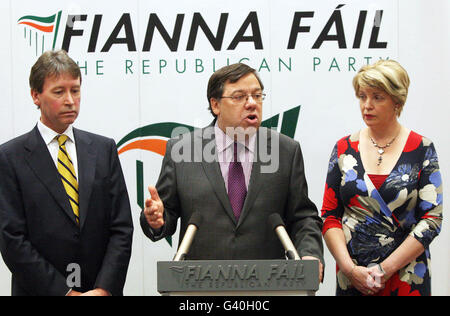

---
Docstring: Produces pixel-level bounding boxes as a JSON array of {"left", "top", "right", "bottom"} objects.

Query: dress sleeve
[
  {"left": 321, "top": 142, "right": 345, "bottom": 235},
  {"left": 410, "top": 142, "right": 443, "bottom": 248}
]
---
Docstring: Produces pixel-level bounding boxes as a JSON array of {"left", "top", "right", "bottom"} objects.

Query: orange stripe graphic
[
  {"left": 118, "top": 139, "right": 167, "bottom": 156},
  {"left": 18, "top": 21, "right": 54, "bottom": 32}
]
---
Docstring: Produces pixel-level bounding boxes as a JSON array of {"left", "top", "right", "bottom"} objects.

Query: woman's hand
[{"left": 348, "top": 265, "right": 385, "bottom": 295}]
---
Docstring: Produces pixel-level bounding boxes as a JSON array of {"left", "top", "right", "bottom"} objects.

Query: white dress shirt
[{"left": 37, "top": 120, "right": 79, "bottom": 179}]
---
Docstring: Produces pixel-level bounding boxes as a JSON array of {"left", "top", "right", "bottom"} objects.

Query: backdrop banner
[{"left": 1, "top": 0, "right": 448, "bottom": 296}]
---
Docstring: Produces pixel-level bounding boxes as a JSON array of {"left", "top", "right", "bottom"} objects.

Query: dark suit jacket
[
  {"left": 141, "top": 126, "right": 323, "bottom": 263},
  {"left": 0, "top": 126, "right": 133, "bottom": 296}
]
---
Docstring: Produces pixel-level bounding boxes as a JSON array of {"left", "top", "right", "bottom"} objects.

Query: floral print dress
[{"left": 321, "top": 130, "right": 443, "bottom": 296}]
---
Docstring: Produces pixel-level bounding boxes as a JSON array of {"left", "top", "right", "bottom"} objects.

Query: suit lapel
[
  {"left": 197, "top": 126, "right": 237, "bottom": 225},
  {"left": 236, "top": 128, "right": 268, "bottom": 228},
  {"left": 74, "top": 128, "right": 96, "bottom": 230},
  {"left": 24, "top": 126, "right": 78, "bottom": 225},
  {"left": 198, "top": 125, "right": 271, "bottom": 227}
]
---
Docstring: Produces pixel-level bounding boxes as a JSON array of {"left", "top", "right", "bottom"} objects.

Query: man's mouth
[
  {"left": 60, "top": 111, "right": 78, "bottom": 118},
  {"left": 245, "top": 114, "right": 258, "bottom": 122}
]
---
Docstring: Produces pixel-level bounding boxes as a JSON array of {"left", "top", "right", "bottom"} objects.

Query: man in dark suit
[
  {"left": 0, "top": 50, "right": 133, "bottom": 296},
  {"left": 140, "top": 63, "right": 323, "bottom": 279}
]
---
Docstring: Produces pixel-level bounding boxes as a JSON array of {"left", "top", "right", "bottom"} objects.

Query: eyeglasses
[{"left": 220, "top": 93, "right": 266, "bottom": 104}]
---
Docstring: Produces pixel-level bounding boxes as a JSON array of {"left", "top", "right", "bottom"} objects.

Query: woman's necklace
[{"left": 369, "top": 133, "right": 398, "bottom": 166}]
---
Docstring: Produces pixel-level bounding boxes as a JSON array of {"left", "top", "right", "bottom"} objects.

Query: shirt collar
[
  {"left": 214, "top": 121, "right": 256, "bottom": 154},
  {"left": 37, "top": 120, "right": 75, "bottom": 145}
]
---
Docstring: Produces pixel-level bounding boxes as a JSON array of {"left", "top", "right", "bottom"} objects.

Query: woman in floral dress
[{"left": 321, "top": 60, "right": 443, "bottom": 296}]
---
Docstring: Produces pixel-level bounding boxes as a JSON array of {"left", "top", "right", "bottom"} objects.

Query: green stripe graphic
[{"left": 18, "top": 14, "right": 56, "bottom": 23}]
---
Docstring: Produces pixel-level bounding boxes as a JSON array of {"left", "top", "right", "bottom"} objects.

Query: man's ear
[
  {"left": 210, "top": 98, "right": 220, "bottom": 116},
  {"left": 31, "top": 89, "right": 41, "bottom": 109}
]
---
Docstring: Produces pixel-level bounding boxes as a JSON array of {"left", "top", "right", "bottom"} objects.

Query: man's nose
[
  {"left": 65, "top": 92, "right": 75, "bottom": 105},
  {"left": 245, "top": 95, "right": 257, "bottom": 107}
]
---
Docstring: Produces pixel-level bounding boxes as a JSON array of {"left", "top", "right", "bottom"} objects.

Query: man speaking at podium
[{"left": 141, "top": 63, "right": 323, "bottom": 280}]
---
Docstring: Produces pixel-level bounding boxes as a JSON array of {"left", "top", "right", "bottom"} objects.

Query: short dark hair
[
  {"left": 207, "top": 63, "right": 264, "bottom": 117},
  {"left": 29, "top": 50, "right": 81, "bottom": 93}
]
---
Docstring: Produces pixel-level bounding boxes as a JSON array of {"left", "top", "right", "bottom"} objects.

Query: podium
[{"left": 157, "top": 259, "right": 319, "bottom": 296}]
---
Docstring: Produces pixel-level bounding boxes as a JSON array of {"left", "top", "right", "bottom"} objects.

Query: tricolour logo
[
  {"left": 17, "top": 11, "right": 62, "bottom": 55},
  {"left": 117, "top": 106, "right": 301, "bottom": 246}
]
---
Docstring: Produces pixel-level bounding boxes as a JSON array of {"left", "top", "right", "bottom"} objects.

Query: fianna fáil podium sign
[{"left": 157, "top": 259, "right": 319, "bottom": 296}]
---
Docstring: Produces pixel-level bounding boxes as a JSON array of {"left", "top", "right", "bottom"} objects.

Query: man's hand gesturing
[{"left": 143, "top": 186, "right": 165, "bottom": 229}]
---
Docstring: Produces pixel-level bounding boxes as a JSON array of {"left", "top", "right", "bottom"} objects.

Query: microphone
[
  {"left": 268, "top": 213, "right": 300, "bottom": 260},
  {"left": 173, "top": 212, "right": 203, "bottom": 261}
]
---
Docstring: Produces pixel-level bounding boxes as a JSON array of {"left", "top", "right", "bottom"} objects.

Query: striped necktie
[{"left": 57, "top": 135, "right": 79, "bottom": 225}]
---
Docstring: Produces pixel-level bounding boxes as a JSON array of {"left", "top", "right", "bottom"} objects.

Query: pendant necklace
[{"left": 369, "top": 133, "right": 398, "bottom": 166}]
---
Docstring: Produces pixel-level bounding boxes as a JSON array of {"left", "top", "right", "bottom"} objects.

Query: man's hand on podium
[
  {"left": 144, "top": 185, "right": 165, "bottom": 230},
  {"left": 302, "top": 256, "right": 324, "bottom": 283}
]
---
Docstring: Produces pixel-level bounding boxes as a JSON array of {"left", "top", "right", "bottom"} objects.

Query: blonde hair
[{"left": 353, "top": 59, "right": 410, "bottom": 117}]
